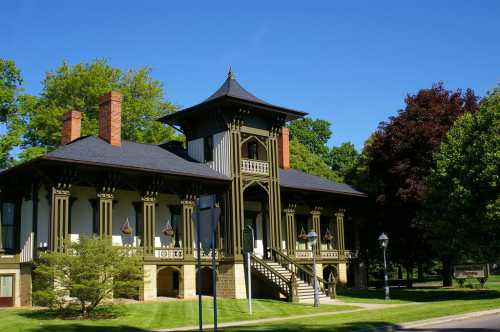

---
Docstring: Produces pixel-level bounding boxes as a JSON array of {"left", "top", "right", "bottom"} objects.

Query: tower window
[{"left": 204, "top": 136, "right": 213, "bottom": 162}]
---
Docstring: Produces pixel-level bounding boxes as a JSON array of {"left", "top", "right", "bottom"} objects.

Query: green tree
[
  {"left": 0, "top": 59, "right": 22, "bottom": 120},
  {"left": 425, "top": 85, "right": 500, "bottom": 285},
  {"left": 290, "top": 139, "right": 341, "bottom": 182},
  {"left": 33, "top": 236, "right": 143, "bottom": 316},
  {"left": 5, "top": 59, "right": 179, "bottom": 162},
  {"left": 329, "top": 142, "right": 359, "bottom": 180},
  {"left": 288, "top": 117, "right": 332, "bottom": 158}
]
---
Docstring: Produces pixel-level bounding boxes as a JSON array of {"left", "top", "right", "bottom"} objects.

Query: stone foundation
[
  {"left": 142, "top": 264, "right": 157, "bottom": 301},
  {"left": 180, "top": 264, "right": 196, "bottom": 298},
  {"left": 216, "top": 262, "right": 246, "bottom": 299}
]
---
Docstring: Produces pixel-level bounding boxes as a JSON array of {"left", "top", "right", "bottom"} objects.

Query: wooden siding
[{"left": 208, "top": 131, "right": 231, "bottom": 177}]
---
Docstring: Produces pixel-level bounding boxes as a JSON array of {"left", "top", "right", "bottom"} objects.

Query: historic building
[{"left": 0, "top": 70, "right": 365, "bottom": 307}]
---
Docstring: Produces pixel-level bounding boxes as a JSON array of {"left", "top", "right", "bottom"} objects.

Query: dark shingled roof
[
  {"left": 279, "top": 168, "right": 366, "bottom": 197},
  {"left": 42, "top": 136, "right": 230, "bottom": 181},
  {"left": 9, "top": 135, "right": 364, "bottom": 197},
  {"left": 159, "top": 70, "right": 307, "bottom": 124}
]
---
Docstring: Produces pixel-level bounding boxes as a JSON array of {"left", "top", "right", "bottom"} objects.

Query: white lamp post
[
  {"left": 307, "top": 230, "right": 320, "bottom": 307},
  {"left": 378, "top": 232, "right": 390, "bottom": 300}
]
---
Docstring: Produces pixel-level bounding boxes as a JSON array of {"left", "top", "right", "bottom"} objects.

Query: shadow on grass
[
  {"left": 223, "top": 321, "right": 401, "bottom": 331},
  {"left": 17, "top": 305, "right": 128, "bottom": 321},
  {"left": 25, "top": 325, "right": 148, "bottom": 332},
  {"left": 338, "top": 287, "right": 500, "bottom": 303}
]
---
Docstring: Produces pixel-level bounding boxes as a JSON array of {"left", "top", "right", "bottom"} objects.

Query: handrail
[
  {"left": 250, "top": 253, "right": 294, "bottom": 300},
  {"left": 270, "top": 248, "right": 331, "bottom": 294}
]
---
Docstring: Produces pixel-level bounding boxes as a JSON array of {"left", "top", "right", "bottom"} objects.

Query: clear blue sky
[{"left": 3, "top": 1, "right": 499, "bottom": 150}]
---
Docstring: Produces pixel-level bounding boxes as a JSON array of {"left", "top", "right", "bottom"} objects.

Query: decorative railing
[
  {"left": 250, "top": 253, "right": 295, "bottom": 301},
  {"left": 320, "top": 250, "right": 339, "bottom": 259},
  {"left": 194, "top": 249, "right": 222, "bottom": 259},
  {"left": 295, "top": 250, "right": 313, "bottom": 259},
  {"left": 241, "top": 159, "right": 269, "bottom": 175},
  {"left": 154, "top": 248, "right": 184, "bottom": 259}
]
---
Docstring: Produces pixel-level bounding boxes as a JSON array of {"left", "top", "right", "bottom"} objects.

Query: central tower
[{"left": 160, "top": 69, "right": 306, "bottom": 297}]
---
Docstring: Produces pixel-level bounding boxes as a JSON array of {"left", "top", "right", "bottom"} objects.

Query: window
[
  {"left": 89, "top": 199, "right": 98, "bottom": 235},
  {"left": 0, "top": 275, "right": 13, "bottom": 297},
  {"left": 1, "top": 202, "right": 18, "bottom": 251},
  {"left": 247, "top": 142, "right": 258, "bottom": 160},
  {"left": 204, "top": 136, "right": 213, "bottom": 162}
]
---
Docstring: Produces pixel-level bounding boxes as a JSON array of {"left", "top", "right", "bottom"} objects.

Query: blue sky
[{"left": 2, "top": 1, "right": 499, "bottom": 150}]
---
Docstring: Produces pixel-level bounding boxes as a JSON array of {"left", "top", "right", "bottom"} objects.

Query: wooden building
[{"left": 0, "top": 70, "right": 365, "bottom": 307}]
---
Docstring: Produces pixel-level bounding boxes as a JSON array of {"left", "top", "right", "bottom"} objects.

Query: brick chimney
[
  {"left": 61, "top": 110, "right": 82, "bottom": 145},
  {"left": 277, "top": 127, "right": 290, "bottom": 169},
  {"left": 99, "top": 91, "right": 122, "bottom": 146}
]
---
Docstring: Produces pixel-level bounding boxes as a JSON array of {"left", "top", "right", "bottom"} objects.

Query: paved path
[{"left": 392, "top": 309, "right": 500, "bottom": 332}]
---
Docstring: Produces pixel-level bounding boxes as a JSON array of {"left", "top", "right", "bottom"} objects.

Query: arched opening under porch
[
  {"left": 323, "top": 264, "right": 338, "bottom": 283},
  {"left": 242, "top": 183, "right": 269, "bottom": 259},
  {"left": 157, "top": 266, "right": 181, "bottom": 298}
]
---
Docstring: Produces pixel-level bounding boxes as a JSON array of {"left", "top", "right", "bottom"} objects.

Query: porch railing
[
  {"left": 345, "top": 250, "right": 359, "bottom": 259},
  {"left": 241, "top": 159, "right": 269, "bottom": 175},
  {"left": 154, "top": 247, "right": 184, "bottom": 259},
  {"left": 320, "top": 250, "right": 339, "bottom": 259},
  {"left": 193, "top": 249, "right": 222, "bottom": 259}
]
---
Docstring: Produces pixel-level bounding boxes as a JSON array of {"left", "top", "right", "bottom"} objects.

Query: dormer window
[
  {"left": 248, "top": 142, "right": 258, "bottom": 160},
  {"left": 204, "top": 135, "right": 213, "bottom": 162}
]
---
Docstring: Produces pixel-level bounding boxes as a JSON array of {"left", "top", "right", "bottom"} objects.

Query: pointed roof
[
  {"left": 204, "top": 68, "right": 269, "bottom": 105},
  {"left": 159, "top": 69, "right": 307, "bottom": 125}
]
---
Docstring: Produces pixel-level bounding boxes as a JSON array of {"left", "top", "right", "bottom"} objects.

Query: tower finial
[{"left": 227, "top": 65, "right": 234, "bottom": 80}]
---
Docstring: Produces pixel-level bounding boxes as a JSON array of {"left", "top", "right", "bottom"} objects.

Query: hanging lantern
[
  {"left": 298, "top": 227, "right": 308, "bottom": 241},
  {"left": 121, "top": 218, "right": 133, "bottom": 235},
  {"left": 323, "top": 228, "right": 333, "bottom": 242},
  {"left": 162, "top": 219, "right": 175, "bottom": 237}
]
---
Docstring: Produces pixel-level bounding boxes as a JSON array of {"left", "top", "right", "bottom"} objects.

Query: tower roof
[{"left": 159, "top": 69, "right": 307, "bottom": 125}]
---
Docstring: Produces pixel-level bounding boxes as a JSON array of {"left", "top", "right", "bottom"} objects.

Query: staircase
[
  {"left": 264, "top": 261, "right": 329, "bottom": 302},
  {"left": 249, "top": 250, "right": 331, "bottom": 303}
]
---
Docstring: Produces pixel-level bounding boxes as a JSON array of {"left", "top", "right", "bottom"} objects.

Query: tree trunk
[
  {"left": 442, "top": 258, "right": 453, "bottom": 287},
  {"left": 417, "top": 262, "right": 424, "bottom": 281},
  {"left": 406, "top": 263, "right": 413, "bottom": 288},
  {"left": 398, "top": 265, "right": 403, "bottom": 279}
]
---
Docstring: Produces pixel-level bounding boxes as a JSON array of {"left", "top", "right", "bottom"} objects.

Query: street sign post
[
  {"left": 193, "top": 194, "right": 221, "bottom": 331},
  {"left": 243, "top": 225, "right": 254, "bottom": 315}
]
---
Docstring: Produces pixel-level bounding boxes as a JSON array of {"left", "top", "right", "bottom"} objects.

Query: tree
[
  {"left": 0, "top": 59, "right": 22, "bottom": 121},
  {"left": 288, "top": 117, "right": 332, "bottom": 158},
  {"left": 33, "top": 236, "right": 142, "bottom": 316},
  {"left": 425, "top": 85, "right": 500, "bottom": 286},
  {"left": 2, "top": 59, "right": 180, "bottom": 163},
  {"left": 329, "top": 142, "right": 359, "bottom": 180},
  {"left": 290, "top": 139, "right": 341, "bottom": 182},
  {"left": 364, "top": 83, "right": 478, "bottom": 286}
]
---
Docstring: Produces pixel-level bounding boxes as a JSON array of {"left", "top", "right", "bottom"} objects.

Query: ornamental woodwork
[
  {"left": 50, "top": 184, "right": 71, "bottom": 252},
  {"left": 310, "top": 206, "right": 323, "bottom": 256},
  {"left": 141, "top": 191, "right": 158, "bottom": 256},
  {"left": 335, "top": 209, "right": 346, "bottom": 254},
  {"left": 181, "top": 194, "right": 196, "bottom": 258},
  {"left": 284, "top": 204, "right": 296, "bottom": 256},
  {"left": 97, "top": 187, "right": 115, "bottom": 238}
]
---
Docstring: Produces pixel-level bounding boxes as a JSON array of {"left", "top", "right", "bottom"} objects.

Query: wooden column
[
  {"left": 142, "top": 192, "right": 157, "bottom": 256},
  {"left": 310, "top": 206, "right": 322, "bottom": 256},
  {"left": 97, "top": 188, "right": 114, "bottom": 238},
  {"left": 181, "top": 195, "right": 196, "bottom": 258},
  {"left": 229, "top": 125, "right": 244, "bottom": 258},
  {"left": 284, "top": 204, "right": 296, "bottom": 256},
  {"left": 267, "top": 132, "right": 283, "bottom": 251},
  {"left": 335, "top": 209, "right": 346, "bottom": 254},
  {"left": 50, "top": 185, "right": 71, "bottom": 252}
]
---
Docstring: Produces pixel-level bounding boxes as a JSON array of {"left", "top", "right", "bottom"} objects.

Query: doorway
[{"left": 0, "top": 274, "right": 14, "bottom": 307}]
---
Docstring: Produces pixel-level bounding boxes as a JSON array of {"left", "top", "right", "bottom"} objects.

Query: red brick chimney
[
  {"left": 99, "top": 91, "right": 122, "bottom": 146},
  {"left": 61, "top": 110, "right": 82, "bottom": 145},
  {"left": 278, "top": 127, "right": 290, "bottom": 169}
]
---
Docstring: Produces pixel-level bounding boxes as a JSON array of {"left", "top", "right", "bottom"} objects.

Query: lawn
[{"left": 0, "top": 299, "right": 357, "bottom": 332}]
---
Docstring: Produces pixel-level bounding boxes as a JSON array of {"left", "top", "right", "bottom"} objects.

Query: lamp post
[
  {"left": 378, "top": 232, "right": 390, "bottom": 300},
  {"left": 307, "top": 230, "right": 320, "bottom": 307}
]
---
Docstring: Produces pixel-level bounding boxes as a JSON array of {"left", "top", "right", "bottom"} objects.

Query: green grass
[
  {"left": 0, "top": 299, "right": 356, "bottom": 332},
  {"left": 224, "top": 296, "right": 500, "bottom": 331}
]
